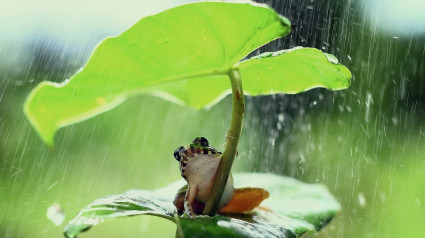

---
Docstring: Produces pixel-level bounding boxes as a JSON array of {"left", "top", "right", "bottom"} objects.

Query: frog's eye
[
  {"left": 192, "top": 137, "right": 209, "bottom": 147},
  {"left": 173, "top": 146, "right": 184, "bottom": 161}
]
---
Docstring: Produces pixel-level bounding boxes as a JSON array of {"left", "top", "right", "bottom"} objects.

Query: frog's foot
[
  {"left": 184, "top": 200, "right": 195, "bottom": 217},
  {"left": 183, "top": 184, "right": 199, "bottom": 217},
  {"left": 174, "top": 193, "right": 205, "bottom": 215},
  {"left": 218, "top": 187, "right": 269, "bottom": 213}
]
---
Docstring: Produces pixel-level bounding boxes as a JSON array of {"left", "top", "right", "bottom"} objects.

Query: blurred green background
[{"left": 1, "top": 0, "right": 424, "bottom": 237}]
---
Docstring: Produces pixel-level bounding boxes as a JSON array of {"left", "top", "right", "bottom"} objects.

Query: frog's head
[
  {"left": 173, "top": 137, "right": 212, "bottom": 161},
  {"left": 173, "top": 136, "right": 221, "bottom": 183}
]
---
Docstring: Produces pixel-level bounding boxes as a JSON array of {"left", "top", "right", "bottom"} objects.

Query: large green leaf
[
  {"left": 150, "top": 47, "right": 351, "bottom": 109},
  {"left": 64, "top": 173, "right": 340, "bottom": 238},
  {"left": 238, "top": 47, "right": 351, "bottom": 95},
  {"left": 23, "top": 1, "right": 291, "bottom": 145}
]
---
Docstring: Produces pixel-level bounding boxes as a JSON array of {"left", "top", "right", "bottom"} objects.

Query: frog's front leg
[{"left": 184, "top": 184, "right": 198, "bottom": 216}]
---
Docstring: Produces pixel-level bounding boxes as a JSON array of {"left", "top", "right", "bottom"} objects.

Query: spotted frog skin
[{"left": 174, "top": 137, "right": 234, "bottom": 216}]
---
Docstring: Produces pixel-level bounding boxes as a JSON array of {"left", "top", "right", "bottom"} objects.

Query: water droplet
[
  {"left": 47, "top": 203, "right": 65, "bottom": 226},
  {"left": 358, "top": 192, "right": 366, "bottom": 207},
  {"left": 277, "top": 113, "right": 284, "bottom": 122}
]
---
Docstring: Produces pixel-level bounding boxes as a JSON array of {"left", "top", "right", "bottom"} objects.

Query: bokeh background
[{"left": 1, "top": 0, "right": 424, "bottom": 237}]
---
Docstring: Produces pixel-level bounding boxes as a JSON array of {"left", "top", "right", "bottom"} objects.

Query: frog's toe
[
  {"left": 218, "top": 187, "right": 269, "bottom": 214},
  {"left": 184, "top": 200, "right": 205, "bottom": 217}
]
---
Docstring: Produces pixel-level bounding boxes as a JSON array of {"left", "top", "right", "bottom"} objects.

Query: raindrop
[
  {"left": 392, "top": 117, "right": 399, "bottom": 125},
  {"left": 346, "top": 106, "right": 352, "bottom": 112},
  {"left": 14, "top": 80, "right": 23, "bottom": 86},
  {"left": 379, "top": 191, "right": 387, "bottom": 203},
  {"left": 277, "top": 113, "right": 284, "bottom": 122},
  {"left": 365, "top": 93, "right": 372, "bottom": 123},
  {"left": 358, "top": 193, "right": 366, "bottom": 207}
]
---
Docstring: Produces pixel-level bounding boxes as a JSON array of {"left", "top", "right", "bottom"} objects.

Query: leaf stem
[{"left": 203, "top": 68, "right": 244, "bottom": 215}]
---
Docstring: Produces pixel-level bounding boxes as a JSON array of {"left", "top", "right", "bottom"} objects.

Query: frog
[
  {"left": 173, "top": 137, "right": 270, "bottom": 216},
  {"left": 173, "top": 137, "right": 235, "bottom": 216}
]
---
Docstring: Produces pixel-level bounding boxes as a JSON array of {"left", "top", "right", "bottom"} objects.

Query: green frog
[{"left": 173, "top": 137, "right": 234, "bottom": 216}]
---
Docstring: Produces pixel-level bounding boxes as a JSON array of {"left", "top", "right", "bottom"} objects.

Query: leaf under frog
[
  {"left": 63, "top": 190, "right": 177, "bottom": 238},
  {"left": 64, "top": 173, "right": 340, "bottom": 238}
]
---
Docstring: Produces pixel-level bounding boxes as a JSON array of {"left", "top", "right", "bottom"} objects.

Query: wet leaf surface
[{"left": 64, "top": 173, "right": 340, "bottom": 238}]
